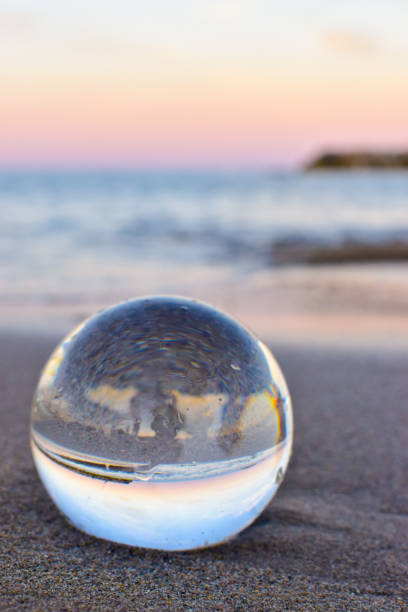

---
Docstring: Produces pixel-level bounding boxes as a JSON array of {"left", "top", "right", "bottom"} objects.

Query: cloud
[
  {"left": 0, "top": 9, "right": 40, "bottom": 39},
  {"left": 321, "top": 29, "right": 379, "bottom": 57},
  {"left": 68, "top": 34, "right": 123, "bottom": 56},
  {"left": 202, "top": 1, "right": 250, "bottom": 25}
]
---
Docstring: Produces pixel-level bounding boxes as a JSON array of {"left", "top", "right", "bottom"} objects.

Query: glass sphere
[{"left": 31, "top": 296, "right": 293, "bottom": 550}]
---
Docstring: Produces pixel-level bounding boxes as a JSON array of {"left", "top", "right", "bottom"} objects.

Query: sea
[{"left": 1, "top": 169, "right": 408, "bottom": 308}]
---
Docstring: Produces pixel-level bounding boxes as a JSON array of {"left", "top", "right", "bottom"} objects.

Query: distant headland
[{"left": 305, "top": 151, "right": 408, "bottom": 170}]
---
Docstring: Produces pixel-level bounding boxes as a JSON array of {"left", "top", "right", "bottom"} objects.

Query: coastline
[
  {"left": 305, "top": 151, "right": 408, "bottom": 170},
  {"left": 1, "top": 259, "right": 407, "bottom": 607},
  {"left": 272, "top": 239, "right": 408, "bottom": 266},
  {"left": 0, "top": 329, "right": 406, "bottom": 609},
  {"left": 2, "top": 260, "right": 408, "bottom": 352}
]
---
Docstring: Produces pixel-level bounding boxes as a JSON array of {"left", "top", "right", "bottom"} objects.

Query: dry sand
[{"left": 0, "top": 330, "right": 407, "bottom": 611}]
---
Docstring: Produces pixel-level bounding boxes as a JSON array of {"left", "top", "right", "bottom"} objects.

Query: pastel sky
[{"left": 1, "top": 0, "right": 408, "bottom": 168}]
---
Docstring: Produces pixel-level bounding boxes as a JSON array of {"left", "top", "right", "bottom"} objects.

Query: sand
[
  {"left": 3, "top": 261, "right": 408, "bottom": 352},
  {"left": 0, "top": 330, "right": 407, "bottom": 611}
]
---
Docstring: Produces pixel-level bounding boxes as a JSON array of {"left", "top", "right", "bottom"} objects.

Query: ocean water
[{"left": 1, "top": 170, "right": 408, "bottom": 300}]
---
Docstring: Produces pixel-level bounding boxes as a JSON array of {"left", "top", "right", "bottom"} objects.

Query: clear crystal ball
[{"left": 31, "top": 296, "right": 293, "bottom": 550}]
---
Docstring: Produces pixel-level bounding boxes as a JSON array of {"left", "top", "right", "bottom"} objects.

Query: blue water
[{"left": 1, "top": 170, "right": 408, "bottom": 298}]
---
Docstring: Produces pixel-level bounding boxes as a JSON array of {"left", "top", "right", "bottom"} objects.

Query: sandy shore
[
  {"left": 2, "top": 262, "right": 408, "bottom": 351},
  {"left": 0, "top": 330, "right": 407, "bottom": 610}
]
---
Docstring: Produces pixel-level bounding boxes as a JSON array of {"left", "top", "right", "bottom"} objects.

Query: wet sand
[
  {"left": 1, "top": 330, "right": 407, "bottom": 610},
  {"left": 3, "top": 261, "right": 408, "bottom": 352}
]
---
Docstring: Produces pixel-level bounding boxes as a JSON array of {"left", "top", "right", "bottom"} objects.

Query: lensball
[{"left": 31, "top": 296, "right": 293, "bottom": 550}]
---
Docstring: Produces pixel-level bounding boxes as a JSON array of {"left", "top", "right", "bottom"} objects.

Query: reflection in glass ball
[{"left": 31, "top": 296, "right": 293, "bottom": 550}]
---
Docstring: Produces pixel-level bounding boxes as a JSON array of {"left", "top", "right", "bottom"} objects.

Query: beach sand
[
  {"left": 1, "top": 329, "right": 407, "bottom": 611},
  {"left": 4, "top": 261, "right": 408, "bottom": 350}
]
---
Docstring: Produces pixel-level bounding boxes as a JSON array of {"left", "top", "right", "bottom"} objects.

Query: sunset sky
[{"left": 1, "top": 0, "right": 408, "bottom": 168}]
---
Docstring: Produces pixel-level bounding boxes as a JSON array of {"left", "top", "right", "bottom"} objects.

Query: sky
[{"left": 1, "top": 0, "right": 408, "bottom": 168}]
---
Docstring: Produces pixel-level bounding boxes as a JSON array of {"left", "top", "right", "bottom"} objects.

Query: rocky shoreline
[
  {"left": 305, "top": 151, "right": 408, "bottom": 170},
  {"left": 272, "top": 238, "right": 408, "bottom": 265}
]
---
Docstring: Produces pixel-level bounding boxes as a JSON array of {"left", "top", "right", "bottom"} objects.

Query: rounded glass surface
[{"left": 31, "top": 296, "right": 293, "bottom": 550}]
